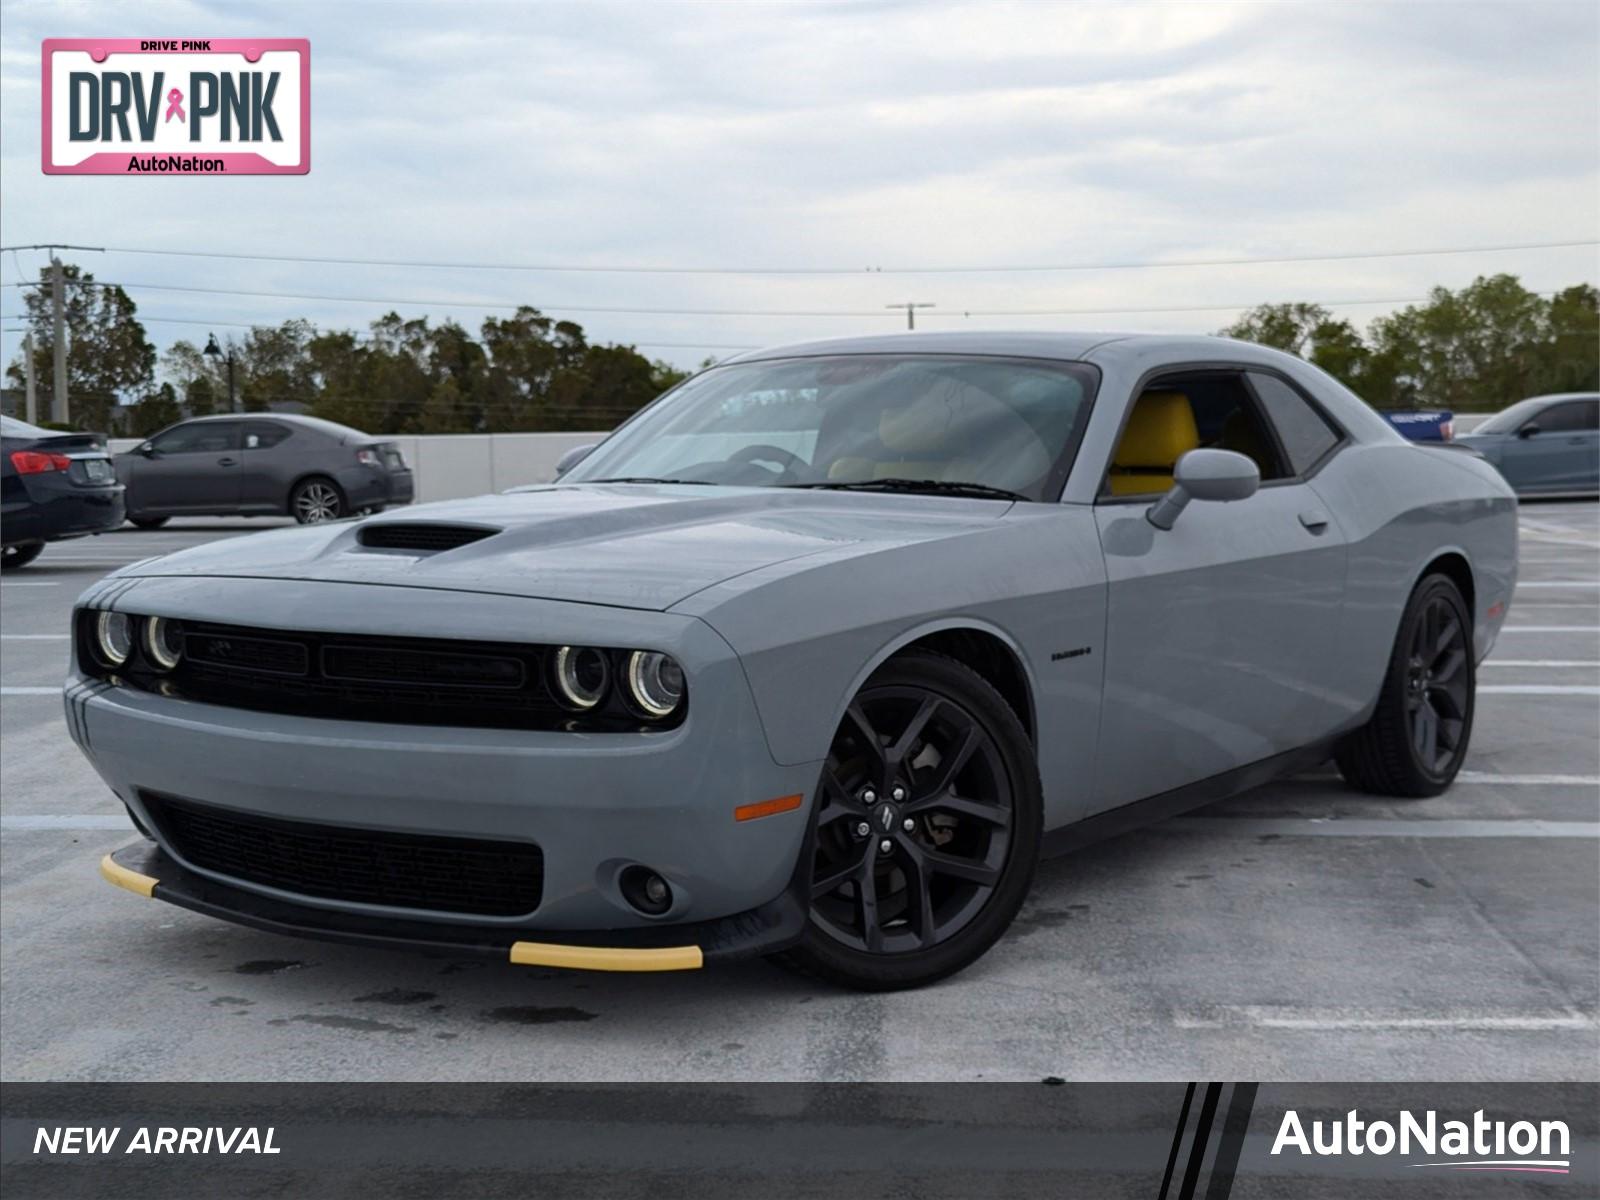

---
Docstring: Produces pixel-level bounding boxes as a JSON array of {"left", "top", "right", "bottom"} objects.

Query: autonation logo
[{"left": 1272, "top": 1108, "right": 1571, "bottom": 1176}]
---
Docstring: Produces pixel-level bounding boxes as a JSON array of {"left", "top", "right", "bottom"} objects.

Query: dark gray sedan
[
  {"left": 1455, "top": 393, "right": 1600, "bottom": 497},
  {"left": 116, "top": 414, "right": 414, "bottom": 527}
]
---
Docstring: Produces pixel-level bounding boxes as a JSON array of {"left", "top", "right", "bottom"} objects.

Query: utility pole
[
  {"left": 885, "top": 301, "right": 935, "bottom": 330},
  {"left": 23, "top": 330, "right": 37, "bottom": 423},
  {"left": 51, "top": 253, "right": 68, "bottom": 424}
]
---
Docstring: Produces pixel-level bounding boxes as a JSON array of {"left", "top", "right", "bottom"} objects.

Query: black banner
[{"left": 2, "top": 1083, "right": 1594, "bottom": 1197}]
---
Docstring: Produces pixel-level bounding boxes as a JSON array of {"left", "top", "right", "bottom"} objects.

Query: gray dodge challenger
[{"left": 73, "top": 332, "right": 1517, "bottom": 990}]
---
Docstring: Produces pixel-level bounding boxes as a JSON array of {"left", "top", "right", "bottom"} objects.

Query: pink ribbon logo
[{"left": 164, "top": 88, "right": 185, "bottom": 123}]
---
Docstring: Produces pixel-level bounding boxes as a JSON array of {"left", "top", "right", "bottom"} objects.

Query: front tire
[
  {"left": 1, "top": 542, "right": 45, "bottom": 568},
  {"left": 1336, "top": 573, "right": 1475, "bottom": 797},
  {"left": 128, "top": 516, "right": 169, "bottom": 530},
  {"left": 776, "top": 650, "right": 1042, "bottom": 991},
  {"left": 290, "top": 478, "right": 345, "bottom": 524}
]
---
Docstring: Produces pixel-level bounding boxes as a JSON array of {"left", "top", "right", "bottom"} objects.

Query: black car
[
  {"left": 1, "top": 415, "right": 126, "bottom": 568},
  {"left": 116, "top": 414, "right": 415, "bottom": 527}
]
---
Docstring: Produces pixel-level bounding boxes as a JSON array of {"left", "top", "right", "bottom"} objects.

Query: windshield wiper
[
  {"left": 782, "top": 478, "right": 1029, "bottom": 502},
  {"left": 584, "top": 476, "right": 720, "bottom": 486}
]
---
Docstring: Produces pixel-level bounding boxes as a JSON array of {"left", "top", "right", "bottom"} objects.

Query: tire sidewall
[
  {"left": 1392, "top": 575, "right": 1476, "bottom": 787},
  {"left": 792, "top": 651, "right": 1042, "bottom": 990}
]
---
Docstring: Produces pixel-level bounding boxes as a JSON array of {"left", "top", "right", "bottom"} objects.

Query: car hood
[{"left": 113, "top": 484, "right": 1014, "bottom": 611}]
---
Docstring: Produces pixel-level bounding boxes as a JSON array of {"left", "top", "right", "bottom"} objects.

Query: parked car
[
  {"left": 1, "top": 415, "right": 125, "bottom": 568},
  {"left": 1379, "top": 409, "right": 1454, "bottom": 441},
  {"left": 1453, "top": 393, "right": 1600, "bottom": 497},
  {"left": 77, "top": 332, "right": 1517, "bottom": 990},
  {"left": 115, "top": 414, "right": 414, "bottom": 527}
]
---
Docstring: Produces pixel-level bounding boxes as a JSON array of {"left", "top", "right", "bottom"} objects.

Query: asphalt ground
[{"left": 1, "top": 507, "right": 1596, "bottom": 1082}]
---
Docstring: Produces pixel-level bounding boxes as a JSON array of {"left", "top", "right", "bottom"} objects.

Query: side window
[
  {"left": 1105, "top": 372, "right": 1289, "bottom": 497},
  {"left": 1248, "top": 374, "right": 1342, "bottom": 475},
  {"left": 1534, "top": 401, "right": 1599, "bottom": 433},
  {"left": 150, "top": 422, "right": 242, "bottom": 454},
  {"left": 244, "top": 421, "right": 293, "bottom": 450}
]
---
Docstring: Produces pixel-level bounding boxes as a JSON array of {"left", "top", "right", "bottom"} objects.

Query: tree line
[{"left": 5, "top": 264, "right": 1595, "bottom": 437}]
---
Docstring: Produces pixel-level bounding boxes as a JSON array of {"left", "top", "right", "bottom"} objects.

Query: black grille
[
  {"left": 187, "top": 630, "right": 309, "bottom": 676},
  {"left": 142, "top": 792, "right": 543, "bottom": 917},
  {"left": 359, "top": 523, "right": 496, "bottom": 552}
]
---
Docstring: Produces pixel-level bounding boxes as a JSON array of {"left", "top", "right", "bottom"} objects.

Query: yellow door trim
[
  {"left": 99, "top": 854, "right": 157, "bottom": 898},
  {"left": 508, "top": 941, "right": 703, "bottom": 972}
]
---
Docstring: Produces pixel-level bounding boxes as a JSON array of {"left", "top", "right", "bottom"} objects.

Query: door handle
[
  {"left": 217, "top": 456, "right": 238, "bottom": 466},
  {"left": 1299, "top": 510, "right": 1330, "bottom": 533}
]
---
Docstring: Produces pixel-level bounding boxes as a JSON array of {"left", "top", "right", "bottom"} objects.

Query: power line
[
  {"left": 53, "top": 238, "right": 1600, "bottom": 276},
  {"left": 1, "top": 278, "right": 1573, "bottom": 318}
]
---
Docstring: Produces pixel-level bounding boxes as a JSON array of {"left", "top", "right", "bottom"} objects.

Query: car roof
[
  {"left": 719, "top": 330, "right": 1298, "bottom": 368},
  {"left": 171, "top": 413, "right": 373, "bottom": 441}
]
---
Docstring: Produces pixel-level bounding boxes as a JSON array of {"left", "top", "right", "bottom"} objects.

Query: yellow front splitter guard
[
  {"left": 99, "top": 853, "right": 157, "bottom": 898},
  {"left": 508, "top": 941, "right": 702, "bottom": 972}
]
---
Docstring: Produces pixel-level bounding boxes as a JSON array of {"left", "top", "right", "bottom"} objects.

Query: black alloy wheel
[
  {"left": 776, "top": 650, "right": 1041, "bottom": 990},
  {"left": 1336, "top": 573, "right": 1476, "bottom": 797}
]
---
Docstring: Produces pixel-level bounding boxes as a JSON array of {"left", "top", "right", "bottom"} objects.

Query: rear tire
[
  {"left": 1, "top": 542, "right": 45, "bottom": 568},
  {"left": 128, "top": 516, "right": 169, "bottom": 530},
  {"left": 1335, "top": 573, "right": 1475, "bottom": 797},
  {"left": 775, "top": 650, "right": 1042, "bottom": 991},
  {"left": 290, "top": 478, "right": 346, "bottom": 524}
]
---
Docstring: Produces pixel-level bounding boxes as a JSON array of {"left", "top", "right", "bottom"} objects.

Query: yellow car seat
[{"left": 1107, "top": 390, "right": 1199, "bottom": 496}]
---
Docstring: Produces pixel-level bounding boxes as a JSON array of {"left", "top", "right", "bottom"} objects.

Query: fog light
[
  {"left": 620, "top": 866, "right": 673, "bottom": 915},
  {"left": 94, "top": 611, "right": 133, "bottom": 667},
  {"left": 625, "top": 651, "right": 685, "bottom": 719},
  {"left": 143, "top": 616, "right": 184, "bottom": 670},
  {"left": 553, "top": 645, "right": 610, "bottom": 710}
]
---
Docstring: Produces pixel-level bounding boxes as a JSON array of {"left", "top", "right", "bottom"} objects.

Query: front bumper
[
  {"left": 101, "top": 842, "right": 807, "bottom": 968},
  {"left": 71, "top": 576, "right": 823, "bottom": 947}
]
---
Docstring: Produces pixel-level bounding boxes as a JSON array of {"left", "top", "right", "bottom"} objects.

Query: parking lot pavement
[{"left": 2, "top": 509, "right": 1596, "bottom": 1082}]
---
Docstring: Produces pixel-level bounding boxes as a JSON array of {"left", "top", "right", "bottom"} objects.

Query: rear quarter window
[{"left": 1249, "top": 373, "right": 1342, "bottom": 475}]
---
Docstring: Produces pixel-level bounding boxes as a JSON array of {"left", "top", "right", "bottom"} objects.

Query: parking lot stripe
[
  {"left": 1516, "top": 581, "right": 1600, "bottom": 589},
  {"left": 0, "top": 687, "right": 61, "bottom": 696},
  {"left": 1478, "top": 685, "right": 1599, "bottom": 695},
  {"left": 1499, "top": 625, "right": 1599, "bottom": 632},
  {"left": 1161, "top": 818, "right": 1598, "bottom": 838},
  {"left": 0, "top": 582, "right": 59, "bottom": 588},
  {"left": 1482, "top": 660, "right": 1598, "bottom": 667},
  {"left": 1174, "top": 1009, "right": 1597, "bottom": 1031},
  {"left": 0, "top": 634, "right": 70, "bottom": 641},
  {"left": 1457, "top": 772, "right": 1599, "bottom": 785},
  {"left": 3, "top": 816, "right": 129, "bottom": 830}
]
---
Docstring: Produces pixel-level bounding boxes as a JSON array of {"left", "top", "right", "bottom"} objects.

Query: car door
[
  {"left": 1089, "top": 369, "right": 1350, "bottom": 811},
  {"left": 1500, "top": 399, "right": 1599, "bottom": 492},
  {"left": 239, "top": 420, "right": 297, "bottom": 510},
  {"left": 130, "top": 421, "right": 244, "bottom": 513}
]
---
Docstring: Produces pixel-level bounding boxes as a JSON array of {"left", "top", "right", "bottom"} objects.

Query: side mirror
[
  {"left": 1146, "top": 449, "right": 1260, "bottom": 531},
  {"left": 138, "top": 442, "right": 157, "bottom": 457},
  {"left": 554, "top": 442, "right": 598, "bottom": 477},
  {"left": 1517, "top": 423, "right": 1540, "bottom": 439}
]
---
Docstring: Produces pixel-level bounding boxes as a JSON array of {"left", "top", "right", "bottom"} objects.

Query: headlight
[
  {"left": 94, "top": 611, "right": 133, "bottom": 667},
  {"left": 143, "top": 616, "right": 184, "bottom": 670},
  {"left": 553, "top": 645, "right": 610, "bottom": 710},
  {"left": 626, "top": 651, "right": 685, "bottom": 719}
]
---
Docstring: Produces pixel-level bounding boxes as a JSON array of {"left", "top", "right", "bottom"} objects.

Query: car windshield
[{"left": 564, "top": 354, "right": 1098, "bottom": 501}]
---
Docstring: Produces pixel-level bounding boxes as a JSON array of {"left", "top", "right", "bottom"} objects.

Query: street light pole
[
  {"left": 203, "top": 332, "right": 238, "bottom": 413},
  {"left": 885, "top": 301, "right": 935, "bottom": 330},
  {"left": 51, "top": 254, "right": 67, "bottom": 424}
]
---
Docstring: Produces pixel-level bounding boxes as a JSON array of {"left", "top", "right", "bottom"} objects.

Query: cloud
[{"left": 2, "top": 0, "right": 1595, "bottom": 376}]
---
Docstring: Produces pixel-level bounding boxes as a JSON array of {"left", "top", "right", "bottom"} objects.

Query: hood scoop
[{"left": 358, "top": 523, "right": 500, "bottom": 553}]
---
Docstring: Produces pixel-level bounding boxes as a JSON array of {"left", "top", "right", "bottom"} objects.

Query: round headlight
[
  {"left": 626, "top": 651, "right": 685, "bottom": 719},
  {"left": 553, "top": 645, "right": 610, "bottom": 710},
  {"left": 94, "top": 611, "right": 133, "bottom": 667},
  {"left": 143, "top": 616, "right": 184, "bottom": 670}
]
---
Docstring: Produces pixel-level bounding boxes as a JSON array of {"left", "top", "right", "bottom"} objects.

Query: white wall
[{"left": 109, "top": 431, "right": 606, "bottom": 506}]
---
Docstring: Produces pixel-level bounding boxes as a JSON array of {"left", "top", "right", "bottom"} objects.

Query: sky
[{"left": 2, "top": 0, "right": 1597, "bottom": 382}]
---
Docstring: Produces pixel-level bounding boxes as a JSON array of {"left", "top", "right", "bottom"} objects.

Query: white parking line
[
  {"left": 0, "top": 634, "right": 70, "bottom": 641},
  {"left": 1517, "top": 581, "right": 1600, "bottom": 589},
  {"left": 0, "top": 582, "right": 59, "bottom": 588},
  {"left": 1500, "top": 625, "right": 1599, "bottom": 633},
  {"left": 2, "top": 816, "right": 128, "bottom": 830},
  {"left": 0, "top": 687, "right": 61, "bottom": 696},
  {"left": 1162, "top": 818, "right": 1598, "bottom": 838},
  {"left": 1175, "top": 1008, "right": 1598, "bottom": 1031},
  {"left": 1479, "top": 685, "right": 1599, "bottom": 695},
  {"left": 1457, "top": 771, "right": 1599, "bottom": 785},
  {"left": 1482, "top": 660, "right": 1598, "bottom": 667}
]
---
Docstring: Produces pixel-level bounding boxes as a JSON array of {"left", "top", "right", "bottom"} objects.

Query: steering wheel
[{"left": 727, "top": 443, "right": 810, "bottom": 478}]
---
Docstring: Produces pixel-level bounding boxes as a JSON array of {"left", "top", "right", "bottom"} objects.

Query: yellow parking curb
[
  {"left": 508, "top": 941, "right": 703, "bottom": 972},
  {"left": 99, "top": 854, "right": 157, "bottom": 898}
]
